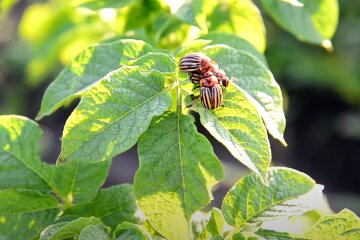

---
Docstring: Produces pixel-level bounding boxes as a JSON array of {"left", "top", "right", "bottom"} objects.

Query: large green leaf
[
  {"left": 260, "top": 0, "right": 339, "bottom": 50},
  {"left": 255, "top": 229, "right": 297, "bottom": 240},
  {"left": 204, "top": 45, "right": 287, "bottom": 146},
  {"left": 0, "top": 115, "right": 50, "bottom": 192},
  {"left": 128, "top": 52, "right": 177, "bottom": 74},
  {"left": 114, "top": 222, "right": 151, "bottom": 240},
  {"left": 193, "top": 84, "right": 270, "bottom": 181},
  {"left": 163, "top": 0, "right": 207, "bottom": 31},
  {"left": 304, "top": 209, "right": 360, "bottom": 240},
  {"left": 222, "top": 167, "right": 323, "bottom": 229},
  {"left": 134, "top": 112, "right": 224, "bottom": 240},
  {"left": 207, "top": 0, "right": 266, "bottom": 52},
  {"left": 64, "top": 184, "right": 138, "bottom": 229},
  {"left": 201, "top": 33, "right": 267, "bottom": 66},
  {"left": 40, "top": 217, "right": 105, "bottom": 240},
  {"left": 37, "top": 39, "right": 155, "bottom": 120},
  {"left": 57, "top": 66, "right": 172, "bottom": 163},
  {"left": 0, "top": 189, "right": 59, "bottom": 240}
]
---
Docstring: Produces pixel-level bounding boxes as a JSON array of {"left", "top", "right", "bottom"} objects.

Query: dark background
[{"left": 1, "top": 0, "right": 359, "bottom": 214}]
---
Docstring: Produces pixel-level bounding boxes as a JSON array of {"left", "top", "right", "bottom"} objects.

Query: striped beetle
[{"left": 179, "top": 53, "right": 229, "bottom": 110}]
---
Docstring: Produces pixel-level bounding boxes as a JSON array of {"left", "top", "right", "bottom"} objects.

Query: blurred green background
[{"left": 0, "top": 0, "right": 359, "bottom": 214}]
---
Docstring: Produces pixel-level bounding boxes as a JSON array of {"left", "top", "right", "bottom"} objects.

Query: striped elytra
[
  {"left": 179, "top": 53, "right": 218, "bottom": 74},
  {"left": 200, "top": 84, "right": 223, "bottom": 110}
]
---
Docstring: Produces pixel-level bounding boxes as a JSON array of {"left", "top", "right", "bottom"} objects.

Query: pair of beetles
[{"left": 179, "top": 53, "right": 230, "bottom": 110}]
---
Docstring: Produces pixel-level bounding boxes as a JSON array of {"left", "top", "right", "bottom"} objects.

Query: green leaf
[
  {"left": 193, "top": 84, "right": 270, "bottom": 180},
  {"left": 201, "top": 33, "right": 267, "bottom": 67},
  {"left": 64, "top": 184, "right": 138, "bottom": 229},
  {"left": 0, "top": 115, "right": 111, "bottom": 204},
  {"left": 0, "top": 190, "right": 59, "bottom": 240},
  {"left": 304, "top": 209, "right": 360, "bottom": 240},
  {"left": 134, "top": 112, "right": 224, "bottom": 240},
  {"left": 204, "top": 45, "right": 287, "bottom": 146},
  {"left": 0, "top": 209, "right": 59, "bottom": 240},
  {"left": 114, "top": 222, "right": 151, "bottom": 240},
  {"left": 174, "top": 39, "right": 212, "bottom": 59},
  {"left": 75, "top": 0, "right": 136, "bottom": 10},
  {"left": 255, "top": 229, "right": 298, "bottom": 240},
  {"left": 78, "top": 223, "right": 111, "bottom": 240},
  {"left": 0, "top": 189, "right": 58, "bottom": 214},
  {"left": 128, "top": 52, "right": 176, "bottom": 74},
  {"left": 207, "top": 0, "right": 266, "bottom": 52},
  {"left": 163, "top": 0, "right": 207, "bottom": 31},
  {"left": 206, "top": 208, "right": 225, "bottom": 237},
  {"left": 0, "top": 115, "right": 50, "bottom": 192},
  {"left": 47, "top": 160, "right": 111, "bottom": 203},
  {"left": 222, "top": 167, "right": 322, "bottom": 229},
  {"left": 57, "top": 66, "right": 172, "bottom": 163},
  {"left": 39, "top": 217, "right": 103, "bottom": 240},
  {"left": 260, "top": 0, "right": 339, "bottom": 50},
  {"left": 37, "top": 39, "right": 155, "bottom": 120}
]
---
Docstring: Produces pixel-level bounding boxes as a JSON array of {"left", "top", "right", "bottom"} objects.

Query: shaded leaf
[
  {"left": 207, "top": 0, "right": 266, "bottom": 52},
  {"left": 260, "top": 0, "right": 339, "bottom": 50},
  {"left": 48, "top": 160, "right": 111, "bottom": 203},
  {"left": 37, "top": 39, "right": 155, "bottom": 119},
  {"left": 64, "top": 184, "right": 138, "bottom": 229},
  {"left": 222, "top": 167, "right": 322, "bottom": 229},
  {"left": 255, "top": 229, "right": 299, "bottom": 240},
  {"left": 204, "top": 45, "right": 287, "bottom": 146},
  {"left": 0, "top": 115, "right": 50, "bottom": 192},
  {"left": 40, "top": 217, "right": 103, "bottom": 240},
  {"left": 78, "top": 223, "right": 111, "bottom": 240},
  {"left": 114, "top": 222, "right": 151, "bottom": 240},
  {"left": 164, "top": 0, "right": 207, "bottom": 31},
  {"left": 58, "top": 66, "right": 172, "bottom": 163},
  {"left": 0, "top": 190, "right": 59, "bottom": 240},
  {"left": 0, "top": 209, "right": 59, "bottom": 240},
  {"left": 201, "top": 33, "right": 267, "bottom": 66},
  {"left": 194, "top": 84, "right": 270, "bottom": 180},
  {"left": 305, "top": 209, "right": 360, "bottom": 240},
  {"left": 0, "top": 189, "right": 58, "bottom": 214},
  {"left": 134, "top": 112, "right": 224, "bottom": 240}
]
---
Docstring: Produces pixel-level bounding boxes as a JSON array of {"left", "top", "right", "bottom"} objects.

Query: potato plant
[{"left": 1, "top": 0, "right": 359, "bottom": 239}]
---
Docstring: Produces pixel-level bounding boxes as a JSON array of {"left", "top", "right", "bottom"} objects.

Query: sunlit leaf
[
  {"left": 0, "top": 0, "right": 19, "bottom": 15},
  {"left": 128, "top": 52, "right": 176, "bottom": 74},
  {"left": 134, "top": 112, "right": 224, "bottom": 240},
  {"left": 206, "top": 208, "right": 225, "bottom": 237},
  {"left": 305, "top": 209, "right": 360, "bottom": 240},
  {"left": 37, "top": 39, "right": 155, "bottom": 120},
  {"left": 114, "top": 222, "right": 151, "bottom": 240},
  {"left": 260, "top": 0, "right": 339, "bottom": 50},
  {"left": 163, "top": 0, "right": 207, "bottom": 31},
  {"left": 204, "top": 45, "right": 287, "bottom": 146},
  {"left": 207, "top": 0, "right": 266, "bottom": 52},
  {"left": 222, "top": 167, "right": 322, "bottom": 229},
  {"left": 58, "top": 66, "right": 172, "bottom": 163},
  {"left": 193, "top": 84, "right": 271, "bottom": 181},
  {"left": 64, "top": 184, "right": 138, "bottom": 229}
]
